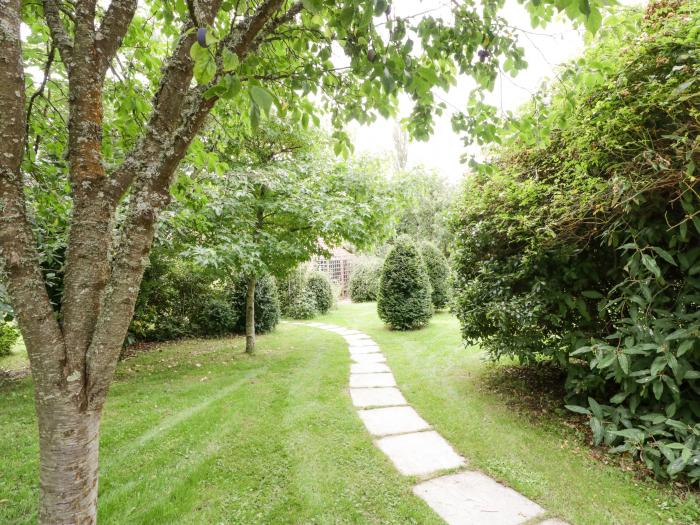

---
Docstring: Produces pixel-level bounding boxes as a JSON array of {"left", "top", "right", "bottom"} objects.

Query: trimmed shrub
[
  {"left": 377, "top": 237, "right": 433, "bottom": 330},
  {"left": 230, "top": 274, "right": 281, "bottom": 334},
  {"left": 285, "top": 286, "right": 318, "bottom": 319},
  {"left": 0, "top": 322, "right": 20, "bottom": 357},
  {"left": 348, "top": 258, "right": 383, "bottom": 302},
  {"left": 278, "top": 266, "right": 307, "bottom": 316},
  {"left": 306, "top": 271, "right": 333, "bottom": 314},
  {"left": 420, "top": 242, "right": 451, "bottom": 310}
]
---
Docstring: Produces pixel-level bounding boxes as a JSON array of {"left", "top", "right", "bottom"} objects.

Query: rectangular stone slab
[
  {"left": 413, "top": 471, "right": 544, "bottom": 525},
  {"left": 376, "top": 431, "right": 464, "bottom": 476},
  {"left": 349, "top": 372, "right": 396, "bottom": 388},
  {"left": 348, "top": 345, "right": 381, "bottom": 355},
  {"left": 358, "top": 406, "right": 430, "bottom": 436},
  {"left": 351, "top": 353, "right": 386, "bottom": 364},
  {"left": 349, "top": 387, "right": 407, "bottom": 408},
  {"left": 351, "top": 362, "right": 391, "bottom": 374}
]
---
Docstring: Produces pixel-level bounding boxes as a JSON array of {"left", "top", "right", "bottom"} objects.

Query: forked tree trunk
[
  {"left": 245, "top": 276, "right": 256, "bottom": 354},
  {"left": 37, "top": 400, "right": 102, "bottom": 524}
]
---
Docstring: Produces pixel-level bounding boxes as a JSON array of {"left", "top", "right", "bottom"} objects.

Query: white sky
[{"left": 347, "top": 0, "right": 646, "bottom": 183}]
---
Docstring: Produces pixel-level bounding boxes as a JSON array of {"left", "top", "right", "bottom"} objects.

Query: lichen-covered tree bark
[{"left": 0, "top": 0, "right": 287, "bottom": 522}]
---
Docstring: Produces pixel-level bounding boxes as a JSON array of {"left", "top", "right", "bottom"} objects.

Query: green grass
[
  {"left": 322, "top": 303, "right": 700, "bottom": 525},
  {"left": 0, "top": 324, "right": 440, "bottom": 524},
  {"left": 3, "top": 303, "right": 699, "bottom": 525},
  {"left": 0, "top": 338, "right": 28, "bottom": 372}
]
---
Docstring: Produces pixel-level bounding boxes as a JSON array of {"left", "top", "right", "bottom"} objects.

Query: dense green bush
[
  {"left": 306, "top": 271, "right": 333, "bottom": 314},
  {"left": 230, "top": 274, "right": 281, "bottom": 334},
  {"left": 130, "top": 256, "right": 238, "bottom": 341},
  {"left": 377, "top": 237, "right": 433, "bottom": 330},
  {"left": 0, "top": 322, "right": 20, "bottom": 357},
  {"left": 348, "top": 258, "right": 383, "bottom": 302},
  {"left": 278, "top": 267, "right": 318, "bottom": 319},
  {"left": 420, "top": 242, "right": 451, "bottom": 310},
  {"left": 452, "top": 2, "right": 700, "bottom": 483}
]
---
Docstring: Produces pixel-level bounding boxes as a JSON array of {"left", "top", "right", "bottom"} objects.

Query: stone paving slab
[
  {"left": 351, "top": 353, "right": 386, "bottom": 364},
  {"left": 349, "top": 372, "right": 396, "bottom": 388},
  {"left": 351, "top": 362, "right": 391, "bottom": 374},
  {"left": 537, "top": 520, "right": 570, "bottom": 525},
  {"left": 347, "top": 340, "right": 379, "bottom": 347},
  {"left": 413, "top": 471, "right": 545, "bottom": 525},
  {"left": 349, "top": 387, "right": 407, "bottom": 408},
  {"left": 376, "top": 431, "right": 464, "bottom": 476},
  {"left": 349, "top": 345, "right": 381, "bottom": 355},
  {"left": 358, "top": 406, "right": 430, "bottom": 436}
]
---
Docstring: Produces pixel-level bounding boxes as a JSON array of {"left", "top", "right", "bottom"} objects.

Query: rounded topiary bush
[
  {"left": 348, "top": 258, "right": 383, "bottom": 302},
  {"left": 0, "top": 322, "right": 20, "bottom": 357},
  {"left": 306, "top": 271, "right": 333, "bottom": 314},
  {"left": 230, "top": 274, "right": 281, "bottom": 334},
  {"left": 377, "top": 237, "right": 433, "bottom": 330},
  {"left": 420, "top": 241, "right": 451, "bottom": 310}
]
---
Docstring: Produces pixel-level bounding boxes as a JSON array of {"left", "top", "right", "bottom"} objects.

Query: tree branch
[
  {"left": 96, "top": 0, "right": 137, "bottom": 73},
  {"left": 0, "top": 0, "right": 66, "bottom": 394},
  {"left": 86, "top": 0, "right": 289, "bottom": 407},
  {"left": 42, "top": 0, "right": 74, "bottom": 66}
]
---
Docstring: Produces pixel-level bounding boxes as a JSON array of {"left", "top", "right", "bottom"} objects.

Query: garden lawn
[
  {"left": 0, "top": 325, "right": 440, "bottom": 524},
  {"left": 322, "top": 303, "right": 700, "bottom": 525}
]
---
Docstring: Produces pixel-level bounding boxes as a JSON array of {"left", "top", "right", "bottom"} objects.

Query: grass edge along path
[
  {"left": 301, "top": 320, "right": 568, "bottom": 525},
  {"left": 321, "top": 302, "right": 700, "bottom": 525}
]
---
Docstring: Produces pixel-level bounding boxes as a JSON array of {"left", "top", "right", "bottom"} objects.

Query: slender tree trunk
[
  {"left": 37, "top": 399, "right": 102, "bottom": 525},
  {"left": 245, "top": 275, "right": 256, "bottom": 354}
]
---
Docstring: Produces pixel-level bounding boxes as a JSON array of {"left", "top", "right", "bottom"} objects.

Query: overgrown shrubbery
[
  {"left": 377, "top": 237, "right": 433, "bottom": 330},
  {"left": 0, "top": 322, "right": 19, "bottom": 357},
  {"left": 420, "top": 242, "right": 451, "bottom": 310},
  {"left": 230, "top": 274, "right": 281, "bottom": 335},
  {"left": 452, "top": 2, "right": 700, "bottom": 483},
  {"left": 306, "top": 271, "right": 333, "bottom": 314},
  {"left": 348, "top": 257, "right": 383, "bottom": 302}
]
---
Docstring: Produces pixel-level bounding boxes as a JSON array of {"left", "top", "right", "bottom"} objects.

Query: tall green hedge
[
  {"left": 348, "top": 258, "right": 383, "bottom": 302},
  {"left": 420, "top": 242, "right": 451, "bottom": 310},
  {"left": 377, "top": 237, "right": 433, "bottom": 330},
  {"left": 451, "top": 2, "right": 700, "bottom": 483}
]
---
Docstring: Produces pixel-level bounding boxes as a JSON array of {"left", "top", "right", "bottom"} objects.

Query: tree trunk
[
  {"left": 245, "top": 276, "right": 256, "bottom": 354},
  {"left": 36, "top": 399, "right": 102, "bottom": 525}
]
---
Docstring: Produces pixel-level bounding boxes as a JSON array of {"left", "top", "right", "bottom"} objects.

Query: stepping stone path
[{"left": 300, "top": 322, "right": 569, "bottom": 525}]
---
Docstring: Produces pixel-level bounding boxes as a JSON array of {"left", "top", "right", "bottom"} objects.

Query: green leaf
[
  {"left": 641, "top": 254, "right": 661, "bottom": 278},
  {"left": 611, "top": 428, "right": 645, "bottom": 442},
  {"left": 651, "top": 246, "right": 677, "bottom": 266},
  {"left": 585, "top": 7, "right": 602, "bottom": 34},
  {"left": 618, "top": 353, "right": 630, "bottom": 375},
  {"left": 223, "top": 49, "right": 240, "bottom": 72},
  {"left": 565, "top": 404, "right": 591, "bottom": 415},
  {"left": 302, "top": 0, "right": 322, "bottom": 14},
  {"left": 250, "top": 86, "right": 274, "bottom": 115},
  {"left": 582, "top": 290, "right": 604, "bottom": 299}
]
